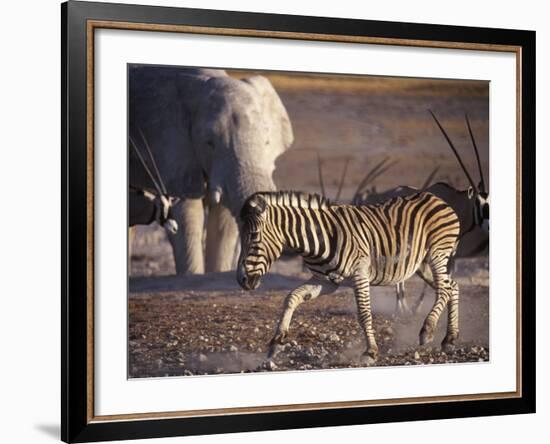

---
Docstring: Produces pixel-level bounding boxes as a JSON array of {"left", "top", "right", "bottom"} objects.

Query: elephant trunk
[{"left": 225, "top": 168, "right": 276, "bottom": 218}]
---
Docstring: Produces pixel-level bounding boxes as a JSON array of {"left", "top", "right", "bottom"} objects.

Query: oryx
[
  {"left": 353, "top": 111, "right": 489, "bottom": 315},
  {"left": 129, "top": 131, "right": 179, "bottom": 255}
]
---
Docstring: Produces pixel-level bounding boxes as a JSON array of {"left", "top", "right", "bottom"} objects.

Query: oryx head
[
  {"left": 430, "top": 111, "right": 489, "bottom": 233},
  {"left": 130, "top": 130, "right": 179, "bottom": 234}
]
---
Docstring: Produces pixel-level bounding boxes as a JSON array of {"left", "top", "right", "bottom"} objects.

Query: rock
[
  {"left": 198, "top": 353, "right": 208, "bottom": 363},
  {"left": 329, "top": 333, "right": 340, "bottom": 342},
  {"left": 380, "top": 326, "right": 394, "bottom": 336},
  {"left": 229, "top": 345, "right": 238, "bottom": 352},
  {"left": 319, "top": 333, "right": 328, "bottom": 341},
  {"left": 414, "top": 351, "right": 420, "bottom": 360},
  {"left": 183, "top": 370, "right": 194, "bottom": 376},
  {"left": 266, "top": 360, "right": 278, "bottom": 371}
]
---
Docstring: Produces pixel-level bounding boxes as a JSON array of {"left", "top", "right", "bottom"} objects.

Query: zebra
[
  {"left": 236, "top": 190, "right": 461, "bottom": 363},
  {"left": 352, "top": 111, "right": 489, "bottom": 315}
]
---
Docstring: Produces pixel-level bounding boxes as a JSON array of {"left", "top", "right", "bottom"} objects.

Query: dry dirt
[{"left": 129, "top": 256, "right": 489, "bottom": 378}]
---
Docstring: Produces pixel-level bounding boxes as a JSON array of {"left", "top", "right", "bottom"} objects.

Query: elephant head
[{"left": 189, "top": 74, "right": 294, "bottom": 217}]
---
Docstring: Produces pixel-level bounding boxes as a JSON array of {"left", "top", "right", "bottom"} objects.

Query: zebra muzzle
[{"left": 239, "top": 272, "right": 262, "bottom": 291}]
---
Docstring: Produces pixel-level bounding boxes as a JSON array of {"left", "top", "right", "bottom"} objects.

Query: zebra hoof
[
  {"left": 267, "top": 343, "right": 284, "bottom": 359},
  {"left": 419, "top": 328, "right": 434, "bottom": 346},
  {"left": 361, "top": 347, "right": 378, "bottom": 366},
  {"left": 441, "top": 335, "right": 458, "bottom": 352},
  {"left": 267, "top": 334, "right": 287, "bottom": 359}
]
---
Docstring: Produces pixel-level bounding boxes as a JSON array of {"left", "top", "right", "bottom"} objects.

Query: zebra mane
[{"left": 256, "top": 191, "right": 331, "bottom": 210}]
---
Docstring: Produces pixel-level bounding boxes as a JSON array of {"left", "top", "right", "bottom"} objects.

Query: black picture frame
[{"left": 61, "top": 1, "right": 536, "bottom": 442}]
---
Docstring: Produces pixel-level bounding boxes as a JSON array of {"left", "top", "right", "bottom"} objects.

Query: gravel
[{"left": 128, "top": 274, "right": 489, "bottom": 378}]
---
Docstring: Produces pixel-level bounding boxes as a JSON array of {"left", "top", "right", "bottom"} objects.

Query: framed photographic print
[{"left": 61, "top": 1, "right": 536, "bottom": 442}]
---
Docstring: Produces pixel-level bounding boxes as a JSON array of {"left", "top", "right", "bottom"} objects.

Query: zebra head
[{"left": 237, "top": 194, "right": 282, "bottom": 290}]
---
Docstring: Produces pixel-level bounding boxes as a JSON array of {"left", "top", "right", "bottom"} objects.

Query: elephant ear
[{"left": 241, "top": 75, "right": 294, "bottom": 155}]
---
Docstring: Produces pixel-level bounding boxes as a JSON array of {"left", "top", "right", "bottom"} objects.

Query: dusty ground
[
  {"left": 129, "top": 256, "right": 489, "bottom": 378},
  {"left": 129, "top": 72, "right": 489, "bottom": 378}
]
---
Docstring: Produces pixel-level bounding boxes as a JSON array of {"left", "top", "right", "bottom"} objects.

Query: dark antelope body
[
  {"left": 237, "top": 190, "right": 461, "bottom": 362},
  {"left": 352, "top": 112, "right": 489, "bottom": 315}
]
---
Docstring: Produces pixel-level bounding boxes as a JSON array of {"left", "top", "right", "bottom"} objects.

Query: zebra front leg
[
  {"left": 352, "top": 270, "right": 378, "bottom": 363},
  {"left": 268, "top": 278, "right": 336, "bottom": 359}
]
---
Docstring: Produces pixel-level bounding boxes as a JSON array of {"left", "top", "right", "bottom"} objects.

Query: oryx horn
[
  {"left": 465, "top": 114, "right": 486, "bottom": 193},
  {"left": 429, "top": 110, "right": 478, "bottom": 194},
  {"left": 334, "top": 157, "right": 350, "bottom": 202},
  {"left": 355, "top": 157, "right": 391, "bottom": 195},
  {"left": 366, "top": 159, "right": 399, "bottom": 189},
  {"left": 129, "top": 136, "right": 164, "bottom": 197},
  {"left": 421, "top": 166, "right": 440, "bottom": 190},
  {"left": 317, "top": 152, "right": 327, "bottom": 198},
  {"left": 138, "top": 128, "right": 168, "bottom": 196}
]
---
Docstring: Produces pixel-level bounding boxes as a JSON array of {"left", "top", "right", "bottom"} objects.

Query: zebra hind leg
[
  {"left": 413, "top": 263, "right": 436, "bottom": 316},
  {"left": 419, "top": 252, "right": 455, "bottom": 347},
  {"left": 267, "top": 278, "right": 336, "bottom": 359}
]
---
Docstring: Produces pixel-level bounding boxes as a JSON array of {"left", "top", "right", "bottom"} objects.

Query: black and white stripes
[{"left": 237, "top": 190, "right": 461, "bottom": 362}]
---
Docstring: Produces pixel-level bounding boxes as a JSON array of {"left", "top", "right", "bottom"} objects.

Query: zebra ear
[
  {"left": 250, "top": 195, "right": 266, "bottom": 212},
  {"left": 243, "top": 194, "right": 267, "bottom": 217},
  {"left": 467, "top": 186, "right": 475, "bottom": 199}
]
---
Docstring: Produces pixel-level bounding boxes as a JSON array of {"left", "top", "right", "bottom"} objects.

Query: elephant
[{"left": 129, "top": 66, "right": 294, "bottom": 274}]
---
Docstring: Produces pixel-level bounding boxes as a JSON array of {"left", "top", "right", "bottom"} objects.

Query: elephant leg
[
  {"left": 205, "top": 202, "right": 240, "bottom": 272},
  {"left": 167, "top": 198, "right": 205, "bottom": 274}
]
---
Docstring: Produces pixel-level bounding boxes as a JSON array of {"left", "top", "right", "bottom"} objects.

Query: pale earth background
[{"left": 0, "top": 0, "right": 547, "bottom": 443}]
